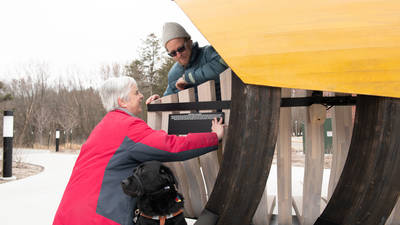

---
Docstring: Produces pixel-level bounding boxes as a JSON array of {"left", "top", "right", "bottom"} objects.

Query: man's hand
[
  {"left": 175, "top": 77, "right": 188, "bottom": 91},
  {"left": 145, "top": 94, "right": 160, "bottom": 104},
  {"left": 211, "top": 117, "right": 225, "bottom": 141}
]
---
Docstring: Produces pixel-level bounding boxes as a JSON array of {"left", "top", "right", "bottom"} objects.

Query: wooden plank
[
  {"left": 315, "top": 96, "right": 400, "bottom": 225},
  {"left": 147, "top": 98, "right": 162, "bottom": 130},
  {"left": 253, "top": 188, "right": 276, "bottom": 225},
  {"left": 158, "top": 94, "right": 196, "bottom": 217},
  {"left": 219, "top": 69, "right": 232, "bottom": 108},
  {"left": 293, "top": 196, "right": 301, "bottom": 224},
  {"left": 199, "top": 73, "right": 281, "bottom": 225},
  {"left": 160, "top": 94, "right": 179, "bottom": 134},
  {"left": 177, "top": 88, "right": 208, "bottom": 217},
  {"left": 302, "top": 102, "right": 326, "bottom": 225},
  {"left": 277, "top": 88, "right": 293, "bottom": 225},
  {"left": 219, "top": 68, "right": 232, "bottom": 160},
  {"left": 175, "top": 0, "right": 400, "bottom": 98},
  {"left": 386, "top": 197, "right": 400, "bottom": 225},
  {"left": 291, "top": 89, "right": 307, "bottom": 225},
  {"left": 327, "top": 95, "right": 353, "bottom": 200},
  {"left": 197, "top": 80, "right": 220, "bottom": 197},
  {"left": 292, "top": 196, "right": 328, "bottom": 225}
]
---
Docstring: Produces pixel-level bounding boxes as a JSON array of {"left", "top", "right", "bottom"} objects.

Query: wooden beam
[
  {"left": 386, "top": 196, "right": 400, "bottom": 225},
  {"left": 315, "top": 95, "right": 400, "bottom": 225},
  {"left": 302, "top": 102, "right": 326, "bottom": 225},
  {"left": 327, "top": 95, "right": 353, "bottom": 200},
  {"left": 177, "top": 88, "right": 207, "bottom": 217},
  {"left": 197, "top": 73, "right": 281, "bottom": 225},
  {"left": 197, "top": 80, "right": 220, "bottom": 197},
  {"left": 277, "top": 88, "right": 293, "bottom": 225},
  {"left": 159, "top": 94, "right": 198, "bottom": 217}
]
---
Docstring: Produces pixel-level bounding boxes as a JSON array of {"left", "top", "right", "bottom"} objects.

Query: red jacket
[{"left": 53, "top": 109, "right": 218, "bottom": 225}]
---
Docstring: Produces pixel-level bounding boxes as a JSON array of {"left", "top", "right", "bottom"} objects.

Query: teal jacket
[{"left": 163, "top": 42, "right": 228, "bottom": 97}]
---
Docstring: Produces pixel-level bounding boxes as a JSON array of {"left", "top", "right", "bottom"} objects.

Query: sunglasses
[{"left": 167, "top": 41, "right": 187, "bottom": 57}]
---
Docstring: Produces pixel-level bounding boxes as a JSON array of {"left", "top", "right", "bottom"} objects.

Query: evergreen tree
[
  {"left": 153, "top": 57, "right": 174, "bottom": 96},
  {"left": 125, "top": 33, "right": 175, "bottom": 121}
]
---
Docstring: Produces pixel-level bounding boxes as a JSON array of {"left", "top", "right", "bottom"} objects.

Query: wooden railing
[{"left": 147, "top": 69, "right": 400, "bottom": 225}]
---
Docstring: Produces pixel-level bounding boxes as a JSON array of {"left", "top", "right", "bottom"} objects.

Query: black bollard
[
  {"left": 2, "top": 111, "right": 14, "bottom": 178},
  {"left": 55, "top": 129, "right": 60, "bottom": 152}
]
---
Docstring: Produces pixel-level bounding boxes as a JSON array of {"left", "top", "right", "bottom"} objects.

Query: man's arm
[
  {"left": 183, "top": 46, "right": 228, "bottom": 85},
  {"left": 163, "top": 83, "right": 175, "bottom": 96}
]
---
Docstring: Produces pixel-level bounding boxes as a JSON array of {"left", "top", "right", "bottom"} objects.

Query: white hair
[{"left": 99, "top": 76, "right": 137, "bottom": 112}]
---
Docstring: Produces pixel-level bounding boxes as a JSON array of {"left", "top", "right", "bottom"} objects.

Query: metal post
[
  {"left": 55, "top": 129, "right": 60, "bottom": 152},
  {"left": 2, "top": 110, "right": 15, "bottom": 180}
]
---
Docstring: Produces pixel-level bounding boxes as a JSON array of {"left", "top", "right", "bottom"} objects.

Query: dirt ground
[{"left": 0, "top": 160, "right": 44, "bottom": 184}]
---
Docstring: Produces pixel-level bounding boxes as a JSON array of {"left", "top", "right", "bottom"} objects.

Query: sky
[{"left": 0, "top": 0, "right": 208, "bottom": 84}]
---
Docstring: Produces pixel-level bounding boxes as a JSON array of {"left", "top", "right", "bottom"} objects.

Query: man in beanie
[{"left": 146, "top": 22, "right": 228, "bottom": 104}]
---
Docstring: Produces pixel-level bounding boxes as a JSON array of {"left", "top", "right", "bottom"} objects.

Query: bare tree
[
  {"left": 0, "top": 81, "right": 12, "bottom": 102},
  {"left": 100, "top": 63, "right": 125, "bottom": 80},
  {"left": 55, "top": 83, "right": 80, "bottom": 148}
]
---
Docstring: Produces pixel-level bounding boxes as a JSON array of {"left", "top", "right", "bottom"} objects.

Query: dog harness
[{"left": 138, "top": 209, "right": 184, "bottom": 225}]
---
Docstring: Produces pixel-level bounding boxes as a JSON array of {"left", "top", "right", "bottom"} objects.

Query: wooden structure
[
  {"left": 147, "top": 69, "right": 400, "bottom": 225},
  {"left": 147, "top": 0, "right": 400, "bottom": 224},
  {"left": 148, "top": 69, "right": 279, "bottom": 224}
]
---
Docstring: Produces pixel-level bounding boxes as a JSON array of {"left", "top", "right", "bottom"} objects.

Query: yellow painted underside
[{"left": 175, "top": 0, "right": 400, "bottom": 98}]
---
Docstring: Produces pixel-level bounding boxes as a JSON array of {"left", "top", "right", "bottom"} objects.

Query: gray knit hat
[{"left": 162, "top": 22, "right": 191, "bottom": 47}]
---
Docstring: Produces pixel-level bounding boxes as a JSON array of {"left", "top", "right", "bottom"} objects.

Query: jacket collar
[
  {"left": 114, "top": 107, "right": 136, "bottom": 117},
  {"left": 186, "top": 42, "right": 200, "bottom": 68}
]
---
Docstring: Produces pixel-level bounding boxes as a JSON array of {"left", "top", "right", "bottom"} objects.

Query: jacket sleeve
[
  {"left": 163, "top": 83, "right": 175, "bottom": 96},
  {"left": 183, "top": 46, "right": 228, "bottom": 85},
  {"left": 126, "top": 119, "right": 219, "bottom": 162}
]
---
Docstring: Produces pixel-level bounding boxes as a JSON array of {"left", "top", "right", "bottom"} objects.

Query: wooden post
[
  {"left": 197, "top": 80, "right": 220, "bottom": 197},
  {"left": 302, "top": 102, "right": 326, "bottom": 225},
  {"left": 277, "top": 88, "right": 293, "bottom": 225},
  {"left": 253, "top": 188, "right": 275, "bottom": 225},
  {"left": 219, "top": 69, "right": 232, "bottom": 162},
  {"left": 327, "top": 94, "right": 353, "bottom": 200},
  {"left": 147, "top": 98, "right": 162, "bottom": 130},
  {"left": 315, "top": 96, "right": 400, "bottom": 225},
  {"left": 177, "top": 88, "right": 208, "bottom": 217},
  {"left": 386, "top": 197, "right": 400, "bottom": 225},
  {"left": 199, "top": 73, "right": 281, "bottom": 225},
  {"left": 158, "top": 94, "right": 197, "bottom": 217}
]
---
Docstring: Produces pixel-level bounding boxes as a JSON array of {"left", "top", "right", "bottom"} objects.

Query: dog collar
[
  {"left": 175, "top": 195, "right": 182, "bottom": 202},
  {"left": 139, "top": 208, "right": 184, "bottom": 225}
]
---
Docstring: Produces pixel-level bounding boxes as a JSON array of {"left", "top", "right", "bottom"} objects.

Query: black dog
[{"left": 121, "top": 161, "right": 187, "bottom": 225}]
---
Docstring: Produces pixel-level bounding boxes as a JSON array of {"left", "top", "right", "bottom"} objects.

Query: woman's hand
[
  {"left": 211, "top": 117, "right": 225, "bottom": 141},
  {"left": 145, "top": 94, "right": 160, "bottom": 104}
]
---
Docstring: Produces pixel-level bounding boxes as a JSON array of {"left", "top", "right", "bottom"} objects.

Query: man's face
[
  {"left": 166, "top": 38, "right": 192, "bottom": 67},
  {"left": 120, "top": 84, "right": 143, "bottom": 116}
]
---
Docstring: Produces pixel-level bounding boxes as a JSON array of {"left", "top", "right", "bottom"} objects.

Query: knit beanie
[{"left": 162, "top": 22, "right": 191, "bottom": 47}]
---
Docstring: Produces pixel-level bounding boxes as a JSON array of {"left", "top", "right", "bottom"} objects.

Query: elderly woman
[{"left": 53, "top": 76, "right": 224, "bottom": 225}]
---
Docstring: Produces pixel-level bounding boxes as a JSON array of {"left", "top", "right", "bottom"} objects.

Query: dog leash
[{"left": 138, "top": 209, "right": 184, "bottom": 225}]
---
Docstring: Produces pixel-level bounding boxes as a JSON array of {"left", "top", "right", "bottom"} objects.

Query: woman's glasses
[{"left": 167, "top": 41, "right": 187, "bottom": 57}]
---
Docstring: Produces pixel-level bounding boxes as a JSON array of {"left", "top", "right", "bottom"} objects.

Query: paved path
[
  {"left": 0, "top": 149, "right": 330, "bottom": 225},
  {"left": 0, "top": 149, "right": 78, "bottom": 225},
  {"left": 0, "top": 150, "right": 199, "bottom": 225}
]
